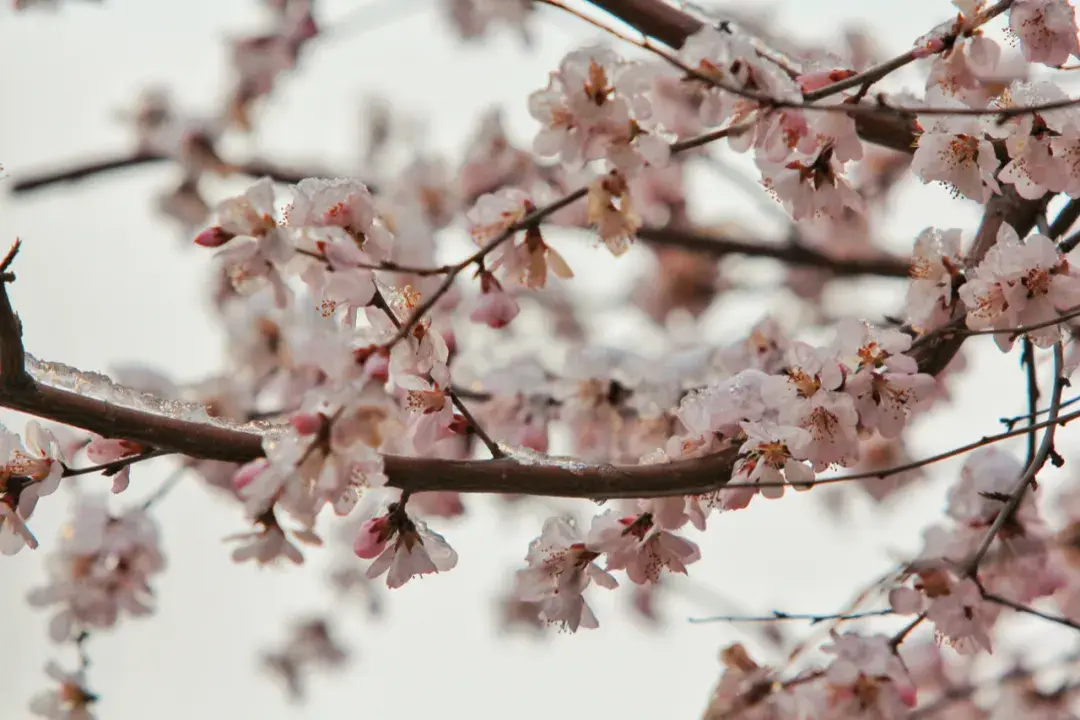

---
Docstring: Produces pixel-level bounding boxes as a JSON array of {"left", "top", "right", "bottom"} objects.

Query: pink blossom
[
  {"left": 397, "top": 368, "right": 457, "bottom": 453},
  {"left": 353, "top": 516, "right": 392, "bottom": 559},
  {"left": 28, "top": 660, "right": 96, "bottom": 720},
  {"left": 727, "top": 420, "right": 814, "bottom": 509},
  {"left": 200, "top": 179, "right": 294, "bottom": 307},
  {"left": 515, "top": 516, "right": 618, "bottom": 631},
  {"left": 588, "top": 511, "right": 701, "bottom": 584},
  {"left": 470, "top": 272, "right": 520, "bottom": 328},
  {"left": 27, "top": 498, "right": 166, "bottom": 640},
  {"left": 771, "top": 378, "right": 860, "bottom": 472},
  {"left": 1009, "top": 0, "right": 1080, "bottom": 67},
  {"left": 823, "top": 633, "right": 918, "bottom": 714},
  {"left": 905, "top": 227, "right": 964, "bottom": 331},
  {"left": 760, "top": 149, "right": 865, "bottom": 221},
  {"left": 528, "top": 46, "right": 655, "bottom": 170},
  {"left": 959, "top": 223, "right": 1080, "bottom": 350},
  {"left": 911, "top": 90, "right": 1002, "bottom": 202},
  {"left": 833, "top": 319, "right": 935, "bottom": 437},
  {"left": 361, "top": 505, "right": 459, "bottom": 589}
]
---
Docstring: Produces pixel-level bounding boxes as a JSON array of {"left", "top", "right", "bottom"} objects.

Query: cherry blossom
[
  {"left": 354, "top": 502, "right": 458, "bottom": 588},
  {"left": 515, "top": 516, "right": 618, "bottom": 631},
  {"left": 397, "top": 368, "right": 457, "bottom": 453},
  {"left": 84, "top": 436, "right": 142, "bottom": 494},
  {"left": 0, "top": 421, "right": 65, "bottom": 553},
  {"left": 586, "top": 169, "right": 642, "bottom": 255},
  {"left": 911, "top": 89, "right": 1001, "bottom": 202},
  {"left": 727, "top": 420, "right": 814, "bottom": 509},
  {"left": 28, "top": 660, "right": 97, "bottom": 720},
  {"left": 19, "top": 0, "right": 1080, "bottom": 713},
  {"left": 833, "top": 320, "right": 935, "bottom": 438},
  {"left": 528, "top": 46, "right": 661, "bottom": 172},
  {"left": 195, "top": 178, "right": 294, "bottom": 307},
  {"left": 470, "top": 271, "right": 520, "bottom": 328},
  {"left": 261, "top": 618, "right": 348, "bottom": 700},
  {"left": 959, "top": 222, "right": 1080, "bottom": 350},
  {"left": 905, "top": 227, "right": 965, "bottom": 331},
  {"left": 1009, "top": 0, "right": 1080, "bottom": 67},
  {"left": 27, "top": 498, "right": 165, "bottom": 642},
  {"left": 760, "top": 147, "right": 865, "bottom": 221},
  {"left": 822, "top": 633, "right": 918, "bottom": 716},
  {"left": 227, "top": 511, "right": 322, "bottom": 567},
  {"left": 587, "top": 510, "right": 701, "bottom": 584},
  {"left": 890, "top": 571, "right": 995, "bottom": 654}
]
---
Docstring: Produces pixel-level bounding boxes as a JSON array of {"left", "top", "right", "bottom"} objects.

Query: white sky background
[{"left": 1, "top": 0, "right": 1078, "bottom": 718}]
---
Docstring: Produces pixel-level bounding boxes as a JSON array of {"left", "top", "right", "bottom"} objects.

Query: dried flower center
[
  {"left": 406, "top": 388, "right": 446, "bottom": 415},
  {"left": 787, "top": 368, "right": 820, "bottom": 398},
  {"left": 584, "top": 61, "right": 613, "bottom": 105}
]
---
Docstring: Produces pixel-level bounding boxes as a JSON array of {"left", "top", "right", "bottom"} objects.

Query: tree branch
[
  {"left": 982, "top": 591, "right": 1080, "bottom": 633},
  {"left": 689, "top": 608, "right": 895, "bottom": 625},
  {"left": 965, "top": 342, "right": 1066, "bottom": 575},
  {"left": 7, "top": 154, "right": 344, "bottom": 195},
  {"left": 635, "top": 226, "right": 911, "bottom": 278}
]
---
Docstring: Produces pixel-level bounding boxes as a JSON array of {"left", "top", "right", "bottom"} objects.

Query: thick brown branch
[{"left": 635, "top": 227, "right": 911, "bottom": 278}]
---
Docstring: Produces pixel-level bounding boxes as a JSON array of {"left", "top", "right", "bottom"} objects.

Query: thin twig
[
  {"left": 965, "top": 342, "right": 1066, "bottom": 575},
  {"left": 370, "top": 289, "right": 504, "bottom": 458},
  {"left": 62, "top": 449, "right": 170, "bottom": 478},
  {"left": 689, "top": 608, "right": 895, "bottom": 625},
  {"left": 1022, "top": 339, "right": 1039, "bottom": 465},
  {"left": 982, "top": 591, "right": 1080, "bottom": 633},
  {"left": 889, "top": 613, "right": 926, "bottom": 649},
  {"left": 999, "top": 394, "right": 1080, "bottom": 428}
]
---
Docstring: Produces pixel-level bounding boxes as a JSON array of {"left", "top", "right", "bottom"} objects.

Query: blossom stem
[{"left": 61, "top": 449, "right": 170, "bottom": 479}]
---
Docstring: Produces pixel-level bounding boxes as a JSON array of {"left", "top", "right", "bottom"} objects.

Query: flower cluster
[{"left": 27, "top": 498, "right": 166, "bottom": 642}]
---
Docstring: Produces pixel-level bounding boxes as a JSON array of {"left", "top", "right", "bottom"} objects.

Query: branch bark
[
  {"left": 635, "top": 226, "right": 912, "bottom": 278},
  {"left": 8, "top": 154, "right": 344, "bottom": 195}
]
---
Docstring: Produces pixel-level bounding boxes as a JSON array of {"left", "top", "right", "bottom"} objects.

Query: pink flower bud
[
  {"left": 470, "top": 291, "right": 520, "bottom": 329},
  {"left": 86, "top": 437, "right": 143, "bottom": 464},
  {"left": 289, "top": 412, "right": 324, "bottom": 436},
  {"left": 353, "top": 517, "right": 391, "bottom": 559},
  {"left": 797, "top": 69, "right": 856, "bottom": 93},
  {"left": 193, "top": 226, "right": 235, "bottom": 248},
  {"left": 233, "top": 458, "right": 269, "bottom": 491},
  {"left": 519, "top": 424, "right": 549, "bottom": 453},
  {"left": 912, "top": 37, "right": 945, "bottom": 59}
]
